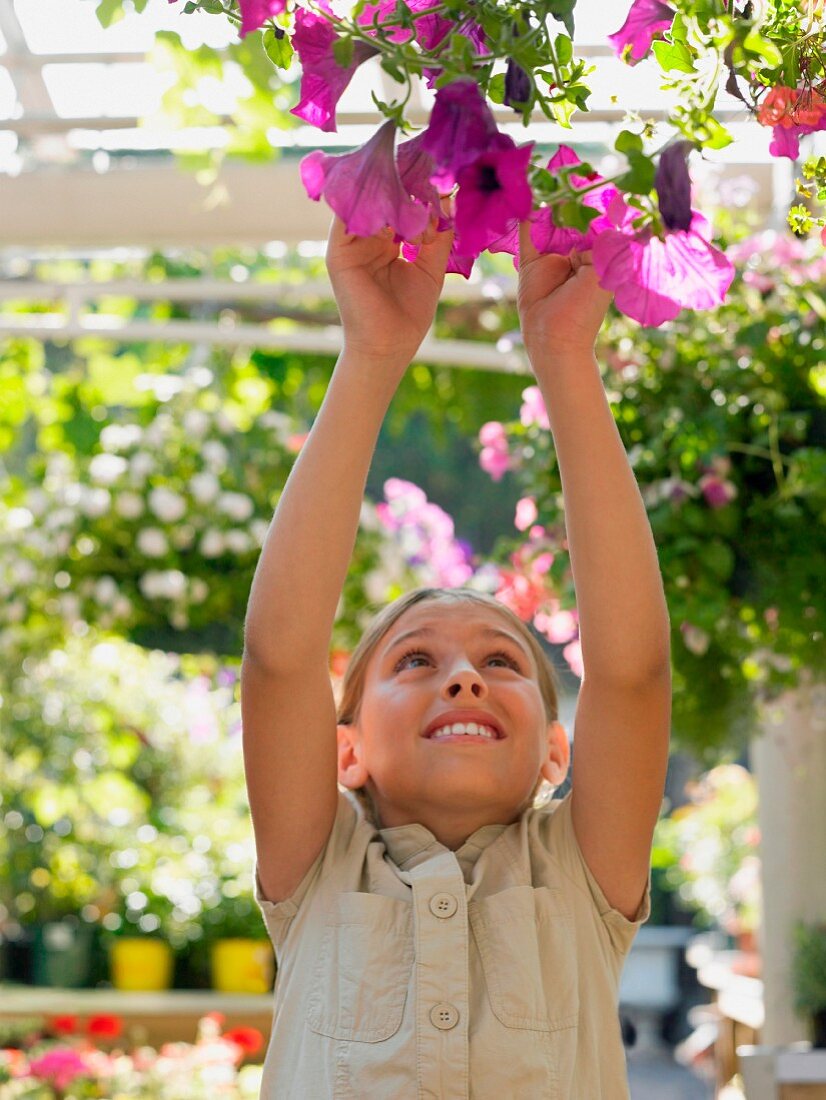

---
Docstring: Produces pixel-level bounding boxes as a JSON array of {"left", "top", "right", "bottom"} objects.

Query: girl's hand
[
  {"left": 517, "top": 220, "right": 614, "bottom": 358},
  {"left": 326, "top": 195, "right": 455, "bottom": 364}
]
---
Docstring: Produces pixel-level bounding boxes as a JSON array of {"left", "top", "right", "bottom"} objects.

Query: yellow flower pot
[
  {"left": 109, "top": 937, "right": 174, "bottom": 991},
  {"left": 210, "top": 938, "right": 274, "bottom": 994}
]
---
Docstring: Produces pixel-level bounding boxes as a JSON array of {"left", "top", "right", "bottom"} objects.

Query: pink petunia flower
[
  {"left": 535, "top": 609, "right": 578, "bottom": 644},
  {"left": 607, "top": 0, "right": 675, "bottom": 64},
  {"left": 28, "top": 1049, "right": 94, "bottom": 1091},
  {"left": 417, "top": 78, "right": 501, "bottom": 194},
  {"left": 453, "top": 135, "right": 535, "bottom": 256},
  {"left": 486, "top": 145, "right": 619, "bottom": 268},
  {"left": 514, "top": 497, "right": 538, "bottom": 531},
  {"left": 290, "top": 4, "right": 380, "bottom": 133},
  {"left": 698, "top": 474, "right": 738, "bottom": 508},
  {"left": 520, "top": 385, "right": 550, "bottom": 429},
  {"left": 591, "top": 193, "right": 735, "bottom": 326},
  {"left": 237, "top": 0, "right": 287, "bottom": 38},
  {"left": 300, "top": 118, "right": 430, "bottom": 241},
  {"left": 478, "top": 422, "right": 514, "bottom": 482},
  {"left": 563, "top": 638, "right": 584, "bottom": 678}
]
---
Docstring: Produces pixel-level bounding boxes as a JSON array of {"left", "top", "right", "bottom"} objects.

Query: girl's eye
[
  {"left": 487, "top": 650, "right": 522, "bottom": 671},
  {"left": 394, "top": 649, "right": 431, "bottom": 671}
]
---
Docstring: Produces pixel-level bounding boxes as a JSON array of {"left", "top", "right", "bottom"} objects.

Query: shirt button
[
  {"left": 429, "top": 892, "right": 458, "bottom": 919},
  {"left": 429, "top": 1003, "right": 460, "bottom": 1030}
]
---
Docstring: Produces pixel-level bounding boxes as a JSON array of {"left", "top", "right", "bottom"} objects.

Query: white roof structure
[{"left": 0, "top": 0, "right": 807, "bottom": 245}]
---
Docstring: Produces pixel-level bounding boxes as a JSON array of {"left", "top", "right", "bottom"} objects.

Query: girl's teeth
[{"left": 432, "top": 722, "right": 495, "bottom": 739}]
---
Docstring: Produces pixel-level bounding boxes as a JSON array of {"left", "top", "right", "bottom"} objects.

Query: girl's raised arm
[
  {"left": 242, "top": 205, "right": 454, "bottom": 902},
  {"left": 517, "top": 232, "right": 672, "bottom": 922}
]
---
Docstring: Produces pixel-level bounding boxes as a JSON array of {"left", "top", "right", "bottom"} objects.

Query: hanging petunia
[
  {"left": 290, "top": 4, "right": 380, "bottom": 133},
  {"left": 299, "top": 118, "right": 430, "bottom": 240},
  {"left": 395, "top": 131, "right": 478, "bottom": 277},
  {"left": 333, "top": 0, "right": 488, "bottom": 91},
  {"left": 486, "top": 145, "right": 618, "bottom": 268},
  {"left": 504, "top": 58, "right": 532, "bottom": 109},
  {"left": 607, "top": 0, "right": 674, "bottom": 64},
  {"left": 453, "top": 135, "right": 535, "bottom": 256},
  {"left": 655, "top": 140, "right": 695, "bottom": 231},
  {"left": 592, "top": 193, "right": 736, "bottom": 326},
  {"left": 237, "top": 0, "right": 288, "bottom": 38},
  {"left": 418, "top": 78, "right": 502, "bottom": 194}
]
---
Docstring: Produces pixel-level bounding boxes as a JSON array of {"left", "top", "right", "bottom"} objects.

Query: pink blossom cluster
[
  {"left": 495, "top": 527, "right": 583, "bottom": 679},
  {"left": 210, "top": 0, "right": 739, "bottom": 326},
  {"left": 376, "top": 478, "right": 474, "bottom": 587}
]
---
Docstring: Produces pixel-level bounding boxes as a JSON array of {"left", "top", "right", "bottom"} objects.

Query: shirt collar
[{"left": 378, "top": 819, "right": 509, "bottom": 874}]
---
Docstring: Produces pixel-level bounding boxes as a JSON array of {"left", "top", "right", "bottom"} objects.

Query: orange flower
[{"left": 758, "top": 84, "right": 826, "bottom": 128}]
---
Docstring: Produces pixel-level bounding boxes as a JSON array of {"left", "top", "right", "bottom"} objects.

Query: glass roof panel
[
  {"left": 15, "top": 0, "right": 235, "bottom": 55},
  {"left": 41, "top": 62, "right": 176, "bottom": 118}
]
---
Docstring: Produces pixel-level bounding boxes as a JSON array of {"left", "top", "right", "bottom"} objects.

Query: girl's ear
[
  {"left": 337, "top": 724, "right": 370, "bottom": 789},
  {"left": 540, "top": 720, "right": 571, "bottom": 787}
]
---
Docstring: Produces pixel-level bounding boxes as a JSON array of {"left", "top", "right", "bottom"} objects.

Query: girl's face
[{"left": 337, "top": 600, "right": 570, "bottom": 831}]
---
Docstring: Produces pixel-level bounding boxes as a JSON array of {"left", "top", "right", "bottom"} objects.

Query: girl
[{"left": 241, "top": 195, "right": 672, "bottom": 1099}]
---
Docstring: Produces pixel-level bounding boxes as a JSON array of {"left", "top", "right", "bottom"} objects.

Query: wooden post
[{"left": 751, "top": 676, "right": 826, "bottom": 1045}]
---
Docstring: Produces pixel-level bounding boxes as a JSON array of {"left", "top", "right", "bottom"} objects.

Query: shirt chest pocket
[
  {"left": 469, "top": 884, "right": 579, "bottom": 1032},
  {"left": 307, "top": 892, "right": 414, "bottom": 1043}
]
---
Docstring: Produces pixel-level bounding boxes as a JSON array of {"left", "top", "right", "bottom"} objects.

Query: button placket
[{"left": 403, "top": 852, "right": 469, "bottom": 1100}]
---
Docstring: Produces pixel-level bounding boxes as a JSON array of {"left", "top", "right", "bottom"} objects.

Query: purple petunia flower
[
  {"left": 453, "top": 134, "right": 535, "bottom": 255},
  {"left": 655, "top": 140, "right": 694, "bottom": 231},
  {"left": 300, "top": 118, "right": 430, "bottom": 240},
  {"left": 504, "top": 59, "right": 532, "bottom": 108},
  {"left": 290, "top": 4, "right": 380, "bottom": 133},
  {"left": 591, "top": 192, "right": 736, "bottom": 326},
  {"left": 483, "top": 145, "right": 618, "bottom": 268},
  {"left": 607, "top": 0, "right": 674, "bottom": 64},
  {"left": 237, "top": 0, "right": 288, "bottom": 39},
  {"left": 418, "top": 79, "right": 501, "bottom": 193}
]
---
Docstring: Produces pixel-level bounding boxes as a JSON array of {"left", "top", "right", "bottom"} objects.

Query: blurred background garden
[{"left": 0, "top": 0, "right": 825, "bottom": 1096}]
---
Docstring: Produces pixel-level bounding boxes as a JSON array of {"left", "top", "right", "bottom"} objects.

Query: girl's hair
[{"left": 336, "top": 587, "right": 564, "bottom": 826}]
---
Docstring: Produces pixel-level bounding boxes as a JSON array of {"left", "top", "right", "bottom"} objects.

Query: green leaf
[
  {"left": 332, "top": 35, "right": 354, "bottom": 69},
  {"left": 555, "top": 33, "right": 573, "bottom": 67},
  {"left": 262, "top": 28, "right": 294, "bottom": 69},
  {"left": 615, "top": 129, "right": 643, "bottom": 155},
  {"left": 670, "top": 13, "right": 688, "bottom": 43},
  {"left": 653, "top": 40, "right": 696, "bottom": 73},
  {"left": 488, "top": 73, "right": 506, "bottom": 105},
  {"left": 615, "top": 151, "right": 655, "bottom": 194},
  {"left": 96, "top": 0, "right": 127, "bottom": 29},
  {"left": 742, "top": 30, "right": 784, "bottom": 69}
]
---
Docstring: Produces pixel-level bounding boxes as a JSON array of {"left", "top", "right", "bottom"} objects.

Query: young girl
[{"left": 241, "top": 196, "right": 672, "bottom": 1099}]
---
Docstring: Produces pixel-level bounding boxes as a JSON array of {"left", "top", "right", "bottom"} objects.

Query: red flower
[
  {"left": 222, "top": 1027, "right": 264, "bottom": 1056},
  {"left": 87, "top": 1015, "right": 123, "bottom": 1039},
  {"left": 49, "top": 1016, "right": 78, "bottom": 1035}
]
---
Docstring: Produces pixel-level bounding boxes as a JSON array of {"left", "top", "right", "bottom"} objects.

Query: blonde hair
[{"left": 336, "top": 587, "right": 564, "bottom": 827}]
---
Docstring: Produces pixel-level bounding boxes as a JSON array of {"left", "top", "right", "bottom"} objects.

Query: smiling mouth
[
  {"left": 427, "top": 725, "right": 502, "bottom": 744},
  {"left": 428, "top": 734, "right": 500, "bottom": 744}
]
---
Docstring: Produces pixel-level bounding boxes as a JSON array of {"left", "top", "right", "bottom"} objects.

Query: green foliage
[
  {"left": 486, "top": 232, "right": 826, "bottom": 756},
  {"left": 792, "top": 921, "right": 826, "bottom": 1016}
]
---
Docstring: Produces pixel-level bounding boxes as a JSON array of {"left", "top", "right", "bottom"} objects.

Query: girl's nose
[{"left": 442, "top": 666, "right": 487, "bottom": 700}]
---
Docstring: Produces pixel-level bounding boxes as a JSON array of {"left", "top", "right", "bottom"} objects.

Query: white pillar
[{"left": 751, "top": 675, "right": 826, "bottom": 1045}]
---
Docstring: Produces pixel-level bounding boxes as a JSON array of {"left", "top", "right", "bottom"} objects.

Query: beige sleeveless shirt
[{"left": 254, "top": 787, "right": 650, "bottom": 1099}]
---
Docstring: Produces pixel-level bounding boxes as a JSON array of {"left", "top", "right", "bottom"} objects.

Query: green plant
[
  {"left": 653, "top": 764, "right": 761, "bottom": 936},
  {"left": 792, "top": 921, "right": 826, "bottom": 1017}
]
